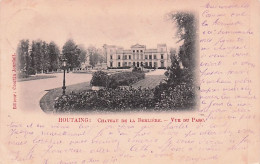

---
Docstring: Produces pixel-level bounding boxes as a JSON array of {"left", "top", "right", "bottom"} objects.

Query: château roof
[{"left": 131, "top": 44, "right": 146, "bottom": 48}]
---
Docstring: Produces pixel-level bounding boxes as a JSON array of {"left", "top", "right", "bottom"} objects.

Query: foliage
[
  {"left": 62, "top": 39, "right": 81, "bottom": 70},
  {"left": 90, "top": 71, "right": 109, "bottom": 87},
  {"left": 90, "top": 71, "right": 145, "bottom": 89},
  {"left": 89, "top": 52, "right": 99, "bottom": 67},
  {"left": 17, "top": 39, "right": 60, "bottom": 77},
  {"left": 107, "top": 66, "right": 131, "bottom": 69},
  {"left": 78, "top": 45, "right": 87, "bottom": 65},
  {"left": 143, "top": 66, "right": 156, "bottom": 69},
  {"left": 54, "top": 87, "right": 155, "bottom": 112},
  {"left": 53, "top": 81, "right": 195, "bottom": 112},
  {"left": 16, "top": 39, "right": 30, "bottom": 74},
  {"left": 132, "top": 66, "right": 142, "bottom": 73},
  {"left": 107, "top": 72, "right": 145, "bottom": 89},
  {"left": 154, "top": 83, "right": 196, "bottom": 109},
  {"left": 168, "top": 12, "right": 196, "bottom": 69},
  {"left": 48, "top": 41, "right": 60, "bottom": 71}
]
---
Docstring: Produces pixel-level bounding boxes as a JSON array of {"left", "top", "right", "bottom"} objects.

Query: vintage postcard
[{"left": 0, "top": 0, "right": 260, "bottom": 163}]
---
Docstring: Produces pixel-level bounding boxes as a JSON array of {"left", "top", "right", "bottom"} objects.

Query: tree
[
  {"left": 42, "top": 41, "right": 50, "bottom": 73},
  {"left": 62, "top": 39, "right": 80, "bottom": 70},
  {"left": 48, "top": 41, "right": 60, "bottom": 72},
  {"left": 16, "top": 39, "right": 30, "bottom": 74},
  {"left": 33, "top": 40, "right": 44, "bottom": 73},
  {"left": 87, "top": 46, "right": 98, "bottom": 67},
  {"left": 89, "top": 52, "right": 99, "bottom": 67},
  {"left": 168, "top": 12, "right": 196, "bottom": 69},
  {"left": 164, "top": 55, "right": 182, "bottom": 85},
  {"left": 78, "top": 45, "right": 87, "bottom": 65}
]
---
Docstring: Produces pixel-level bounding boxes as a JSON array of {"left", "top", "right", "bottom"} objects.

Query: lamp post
[{"left": 62, "top": 58, "right": 67, "bottom": 95}]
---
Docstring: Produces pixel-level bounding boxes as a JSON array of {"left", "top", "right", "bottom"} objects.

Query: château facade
[{"left": 103, "top": 44, "right": 170, "bottom": 68}]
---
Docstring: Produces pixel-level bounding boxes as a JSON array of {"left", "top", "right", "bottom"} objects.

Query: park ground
[{"left": 17, "top": 69, "right": 166, "bottom": 113}]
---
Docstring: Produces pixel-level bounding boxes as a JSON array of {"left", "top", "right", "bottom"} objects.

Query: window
[
  {"left": 118, "top": 55, "right": 121, "bottom": 59},
  {"left": 110, "top": 62, "right": 113, "bottom": 67},
  {"left": 124, "top": 55, "right": 127, "bottom": 60},
  {"left": 161, "top": 61, "right": 164, "bottom": 67},
  {"left": 133, "top": 50, "right": 135, "bottom": 53},
  {"left": 133, "top": 62, "right": 135, "bottom": 66},
  {"left": 124, "top": 62, "right": 127, "bottom": 66},
  {"left": 154, "top": 55, "right": 157, "bottom": 59},
  {"left": 110, "top": 55, "right": 113, "bottom": 60},
  {"left": 161, "top": 54, "right": 164, "bottom": 59},
  {"left": 118, "top": 62, "right": 121, "bottom": 67},
  {"left": 149, "top": 55, "right": 152, "bottom": 59},
  {"left": 137, "top": 62, "right": 139, "bottom": 67},
  {"left": 129, "top": 55, "right": 131, "bottom": 59},
  {"left": 141, "top": 62, "right": 143, "bottom": 66},
  {"left": 128, "top": 62, "right": 131, "bottom": 66},
  {"left": 140, "top": 50, "right": 143, "bottom": 53},
  {"left": 145, "top": 55, "right": 148, "bottom": 59},
  {"left": 154, "top": 62, "right": 157, "bottom": 67},
  {"left": 145, "top": 62, "right": 148, "bottom": 67},
  {"left": 137, "top": 50, "right": 139, "bottom": 53},
  {"left": 149, "top": 62, "right": 152, "bottom": 67}
]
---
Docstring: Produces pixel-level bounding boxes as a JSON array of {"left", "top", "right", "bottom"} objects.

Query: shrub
[
  {"left": 90, "top": 71, "right": 108, "bottom": 87},
  {"left": 17, "top": 71, "right": 28, "bottom": 78},
  {"left": 27, "top": 67, "right": 36, "bottom": 75},
  {"left": 107, "top": 72, "right": 145, "bottom": 88},
  {"left": 143, "top": 66, "right": 156, "bottom": 69},
  {"left": 132, "top": 66, "right": 142, "bottom": 72},
  {"left": 157, "top": 67, "right": 166, "bottom": 69},
  {"left": 90, "top": 70, "right": 145, "bottom": 89},
  {"left": 154, "top": 83, "right": 196, "bottom": 109},
  {"left": 108, "top": 66, "right": 131, "bottom": 69},
  {"left": 54, "top": 87, "right": 155, "bottom": 112}
]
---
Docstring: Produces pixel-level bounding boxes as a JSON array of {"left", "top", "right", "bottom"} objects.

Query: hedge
[{"left": 90, "top": 71, "right": 145, "bottom": 89}]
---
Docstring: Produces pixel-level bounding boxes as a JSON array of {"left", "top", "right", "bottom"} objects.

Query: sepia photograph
[{"left": 15, "top": 9, "right": 198, "bottom": 113}]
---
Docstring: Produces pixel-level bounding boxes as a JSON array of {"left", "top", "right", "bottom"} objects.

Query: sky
[{"left": 2, "top": 0, "right": 182, "bottom": 51}]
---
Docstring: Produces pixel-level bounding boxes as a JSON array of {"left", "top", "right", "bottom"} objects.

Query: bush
[
  {"left": 158, "top": 67, "right": 166, "bottom": 69},
  {"left": 154, "top": 82, "right": 196, "bottom": 109},
  {"left": 143, "top": 66, "right": 156, "bottom": 69},
  {"left": 90, "top": 70, "right": 145, "bottom": 89},
  {"left": 107, "top": 72, "right": 145, "bottom": 88},
  {"left": 108, "top": 66, "right": 131, "bottom": 69},
  {"left": 132, "top": 66, "right": 142, "bottom": 72},
  {"left": 27, "top": 67, "right": 36, "bottom": 75},
  {"left": 53, "top": 82, "right": 195, "bottom": 112},
  {"left": 17, "top": 71, "right": 28, "bottom": 78},
  {"left": 54, "top": 87, "right": 155, "bottom": 112},
  {"left": 90, "top": 71, "right": 108, "bottom": 87}
]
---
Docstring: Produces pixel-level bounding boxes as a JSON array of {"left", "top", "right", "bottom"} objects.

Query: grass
[
  {"left": 132, "top": 75, "right": 166, "bottom": 88},
  {"left": 40, "top": 82, "right": 91, "bottom": 113},
  {"left": 18, "top": 75, "right": 56, "bottom": 82}
]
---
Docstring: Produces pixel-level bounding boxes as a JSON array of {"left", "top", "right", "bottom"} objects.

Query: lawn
[
  {"left": 40, "top": 82, "right": 91, "bottom": 113},
  {"left": 132, "top": 75, "right": 166, "bottom": 88},
  {"left": 18, "top": 75, "right": 56, "bottom": 82}
]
